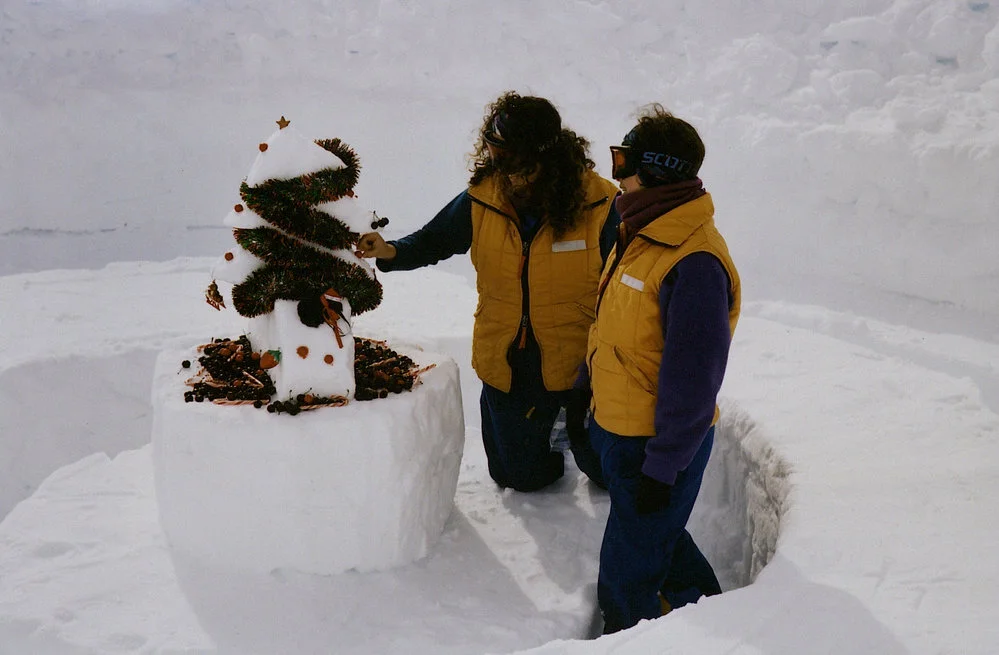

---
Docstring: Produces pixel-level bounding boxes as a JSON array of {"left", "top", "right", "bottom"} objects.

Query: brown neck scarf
[{"left": 615, "top": 178, "right": 706, "bottom": 246}]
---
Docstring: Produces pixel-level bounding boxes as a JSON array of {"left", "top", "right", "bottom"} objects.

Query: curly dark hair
[{"left": 468, "top": 92, "right": 596, "bottom": 238}]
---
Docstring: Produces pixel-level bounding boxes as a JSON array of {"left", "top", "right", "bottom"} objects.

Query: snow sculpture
[
  {"left": 208, "top": 117, "right": 384, "bottom": 401},
  {"left": 151, "top": 119, "right": 465, "bottom": 575}
]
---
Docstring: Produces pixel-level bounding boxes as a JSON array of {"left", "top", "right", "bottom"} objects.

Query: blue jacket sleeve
[
  {"left": 641, "top": 252, "right": 733, "bottom": 485},
  {"left": 376, "top": 191, "right": 473, "bottom": 272},
  {"left": 599, "top": 200, "right": 621, "bottom": 264}
]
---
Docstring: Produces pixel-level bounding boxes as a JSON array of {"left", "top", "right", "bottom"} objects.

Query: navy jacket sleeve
[
  {"left": 376, "top": 191, "right": 473, "bottom": 272},
  {"left": 599, "top": 199, "right": 621, "bottom": 264},
  {"left": 642, "top": 252, "right": 732, "bottom": 485}
]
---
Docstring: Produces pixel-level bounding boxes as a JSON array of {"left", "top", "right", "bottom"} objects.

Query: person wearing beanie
[
  {"left": 582, "top": 104, "right": 741, "bottom": 633},
  {"left": 357, "top": 92, "right": 620, "bottom": 493}
]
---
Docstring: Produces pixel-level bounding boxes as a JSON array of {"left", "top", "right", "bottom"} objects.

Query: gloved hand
[
  {"left": 564, "top": 387, "right": 590, "bottom": 448},
  {"left": 355, "top": 232, "right": 397, "bottom": 260},
  {"left": 564, "top": 386, "right": 607, "bottom": 490},
  {"left": 635, "top": 473, "right": 672, "bottom": 515}
]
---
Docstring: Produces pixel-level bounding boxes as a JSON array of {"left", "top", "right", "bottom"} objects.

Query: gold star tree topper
[{"left": 276, "top": 116, "right": 290, "bottom": 129}]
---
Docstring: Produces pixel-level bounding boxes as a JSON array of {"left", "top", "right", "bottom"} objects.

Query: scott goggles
[
  {"left": 610, "top": 140, "right": 695, "bottom": 184},
  {"left": 610, "top": 145, "right": 637, "bottom": 180}
]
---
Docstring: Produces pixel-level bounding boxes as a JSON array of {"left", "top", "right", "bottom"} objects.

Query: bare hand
[{"left": 355, "top": 232, "right": 396, "bottom": 260}]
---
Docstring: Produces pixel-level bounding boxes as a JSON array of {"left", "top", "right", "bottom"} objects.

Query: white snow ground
[
  {"left": 1, "top": 262, "right": 997, "bottom": 654},
  {"left": 2, "top": 0, "right": 999, "bottom": 653}
]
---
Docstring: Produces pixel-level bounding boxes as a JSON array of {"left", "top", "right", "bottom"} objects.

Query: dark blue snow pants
[
  {"left": 480, "top": 381, "right": 605, "bottom": 492},
  {"left": 590, "top": 419, "right": 721, "bottom": 633},
  {"left": 479, "top": 333, "right": 604, "bottom": 492}
]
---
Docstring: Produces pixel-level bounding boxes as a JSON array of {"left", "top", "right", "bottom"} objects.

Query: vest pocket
[
  {"left": 611, "top": 345, "right": 657, "bottom": 395},
  {"left": 575, "top": 301, "right": 596, "bottom": 322},
  {"left": 543, "top": 301, "right": 595, "bottom": 328}
]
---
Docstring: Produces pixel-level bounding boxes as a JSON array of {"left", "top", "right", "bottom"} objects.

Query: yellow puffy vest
[
  {"left": 586, "top": 193, "right": 740, "bottom": 436},
  {"left": 468, "top": 170, "right": 620, "bottom": 393}
]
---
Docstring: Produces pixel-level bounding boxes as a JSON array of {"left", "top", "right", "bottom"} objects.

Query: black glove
[
  {"left": 564, "top": 387, "right": 590, "bottom": 447},
  {"left": 635, "top": 474, "right": 672, "bottom": 515}
]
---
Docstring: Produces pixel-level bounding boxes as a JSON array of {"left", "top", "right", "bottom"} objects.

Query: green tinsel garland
[
  {"left": 233, "top": 224, "right": 355, "bottom": 266},
  {"left": 232, "top": 257, "right": 383, "bottom": 318},
  {"left": 228, "top": 135, "right": 381, "bottom": 318}
]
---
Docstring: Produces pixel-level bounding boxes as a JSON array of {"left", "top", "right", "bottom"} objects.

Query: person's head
[
  {"left": 610, "top": 104, "right": 704, "bottom": 193},
  {"left": 470, "top": 92, "right": 596, "bottom": 237}
]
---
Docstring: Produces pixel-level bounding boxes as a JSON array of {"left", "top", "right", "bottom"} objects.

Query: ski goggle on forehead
[{"left": 483, "top": 112, "right": 508, "bottom": 149}]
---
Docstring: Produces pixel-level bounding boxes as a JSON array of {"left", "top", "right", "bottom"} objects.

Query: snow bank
[
  {"left": 0, "top": 350, "right": 156, "bottom": 520},
  {"left": 152, "top": 347, "right": 464, "bottom": 575},
  {"left": 0, "top": 448, "right": 213, "bottom": 654},
  {"left": 4, "top": 0, "right": 998, "bottom": 325},
  {"left": 691, "top": 399, "right": 790, "bottom": 589}
]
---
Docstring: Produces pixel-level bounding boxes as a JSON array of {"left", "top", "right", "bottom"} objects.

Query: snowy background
[{"left": 2, "top": 0, "right": 998, "bottom": 653}]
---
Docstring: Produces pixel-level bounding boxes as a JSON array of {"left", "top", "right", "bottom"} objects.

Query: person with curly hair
[
  {"left": 583, "top": 104, "right": 741, "bottom": 633},
  {"left": 357, "top": 92, "right": 620, "bottom": 492}
]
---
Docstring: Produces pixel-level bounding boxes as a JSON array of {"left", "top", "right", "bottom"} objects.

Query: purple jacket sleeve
[{"left": 641, "top": 252, "right": 732, "bottom": 485}]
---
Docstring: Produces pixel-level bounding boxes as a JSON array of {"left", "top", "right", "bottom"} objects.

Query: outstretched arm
[{"left": 357, "top": 191, "right": 473, "bottom": 272}]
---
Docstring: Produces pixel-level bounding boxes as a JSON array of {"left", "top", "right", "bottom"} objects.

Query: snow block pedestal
[{"left": 151, "top": 347, "right": 464, "bottom": 575}]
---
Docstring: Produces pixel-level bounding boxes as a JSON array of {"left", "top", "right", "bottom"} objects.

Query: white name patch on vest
[
  {"left": 551, "top": 239, "right": 586, "bottom": 253},
  {"left": 620, "top": 273, "right": 645, "bottom": 291}
]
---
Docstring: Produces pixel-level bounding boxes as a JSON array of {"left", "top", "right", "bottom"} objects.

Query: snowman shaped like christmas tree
[
  {"left": 152, "top": 119, "right": 465, "bottom": 577},
  {"left": 207, "top": 116, "right": 389, "bottom": 402}
]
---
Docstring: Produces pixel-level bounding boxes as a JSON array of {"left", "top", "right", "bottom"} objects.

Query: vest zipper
[{"left": 517, "top": 239, "right": 530, "bottom": 349}]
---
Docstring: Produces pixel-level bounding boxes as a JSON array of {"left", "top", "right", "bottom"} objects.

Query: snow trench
[
  {"left": 0, "top": 349, "right": 791, "bottom": 650},
  {"left": 0, "top": 349, "right": 156, "bottom": 521},
  {"left": 695, "top": 398, "right": 791, "bottom": 591}
]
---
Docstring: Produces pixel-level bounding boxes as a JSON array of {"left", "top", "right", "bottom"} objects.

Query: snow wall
[{"left": 3, "top": 0, "right": 998, "bottom": 325}]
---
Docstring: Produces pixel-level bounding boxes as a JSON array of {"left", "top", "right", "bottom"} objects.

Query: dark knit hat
[
  {"left": 488, "top": 96, "right": 562, "bottom": 154},
  {"left": 619, "top": 113, "right": 704, "bottom": 186}
]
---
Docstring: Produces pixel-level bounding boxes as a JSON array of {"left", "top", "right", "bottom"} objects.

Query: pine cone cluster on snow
[
  {"left": 182, "top": 335, "right": 433, "bottom": 414},
  {"left": 183, "top": 336, "right": 276, "bottom": 407}
]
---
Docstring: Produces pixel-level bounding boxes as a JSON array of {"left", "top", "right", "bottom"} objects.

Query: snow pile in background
[{"left": 2, "top": 0, "right": 997, "bottom": 326}]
